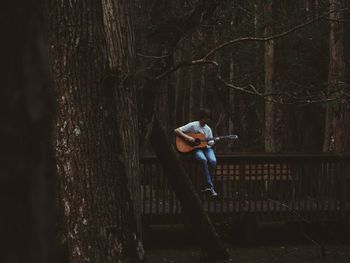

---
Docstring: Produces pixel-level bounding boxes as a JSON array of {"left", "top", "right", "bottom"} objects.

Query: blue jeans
[{"left": 193, "top": 148, "right": 217, "bottom": 188}]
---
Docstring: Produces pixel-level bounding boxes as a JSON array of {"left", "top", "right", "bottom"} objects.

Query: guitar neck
[{"left": 205, "top": 134, "right": 238, "bottom": 141}]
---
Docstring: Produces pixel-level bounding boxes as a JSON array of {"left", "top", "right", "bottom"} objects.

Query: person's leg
[
  {"left": 193, "top": 149, "right": 214, "bottom": 188},
  {"left": 203, "top": 148, "right": 217, "bottom": 179},
  {"left": 203, "top": 148, "right": 218, "bottom": 196}
]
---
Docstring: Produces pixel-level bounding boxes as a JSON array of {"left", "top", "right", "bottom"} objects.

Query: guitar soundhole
[{"left": 191, "top": 138, "right": 201, "bottom": 146}]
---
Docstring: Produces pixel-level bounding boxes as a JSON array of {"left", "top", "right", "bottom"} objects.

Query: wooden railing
[{"left": 140, "top": 154, "right": 350, "bottom": 224}]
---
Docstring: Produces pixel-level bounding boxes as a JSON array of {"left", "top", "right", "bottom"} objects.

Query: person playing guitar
[{"left": 174, "top": 109, "right": 219, "bottom": 197}]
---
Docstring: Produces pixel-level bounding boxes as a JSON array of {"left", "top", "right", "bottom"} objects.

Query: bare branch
[
  {"left": 203, "top": 7, "right": 348, "bottom": 59},
  {"left": 155, "top": 8, "right": 336, "bottom": 80},
  {"left": 155, "top": 59, "right": 214, "bottom": 80},
  {"left": 154, "top": 55, "right": 348, "bottom": 106},
  {"left": 150, "top": 6, "right": 350, "bottom": 106},
  {"left": 137, "top": 53, "right": 171, "bottom": 59},
  {"left": 266, "top": 198, "right": 311, "bottom": 224},
  {"left": 322, "top": 17, "right": 350, "bottom": 23}
]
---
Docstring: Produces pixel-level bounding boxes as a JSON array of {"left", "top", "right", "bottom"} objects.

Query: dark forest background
[
  {"left": 1, "top": 0, "right": 350, "bottom": 262},
  {"left": 136, "top": 0, "right": 350, "bottom": 154}
]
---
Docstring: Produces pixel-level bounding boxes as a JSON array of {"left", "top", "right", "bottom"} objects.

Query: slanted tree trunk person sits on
[{"left": 175, "top": 109, "right": 219, "bottom": 196}]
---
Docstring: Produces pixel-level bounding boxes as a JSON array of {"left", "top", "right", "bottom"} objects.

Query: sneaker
[
  {"left": 201, "top": 187, "right": 212, "bottom": 193},
  {"left": 210, "top": 188, "right": 218, "bottom": 197}
]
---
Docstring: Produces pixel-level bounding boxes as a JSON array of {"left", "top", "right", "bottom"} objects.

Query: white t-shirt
[{"left": 179, "top": 121, "right": 214, "bottom": 147}]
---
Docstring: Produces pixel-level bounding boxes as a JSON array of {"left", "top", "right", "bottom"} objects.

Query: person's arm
[
  {"left": 174, "top": 122, "right": 196, "bottom": 143},
  {"left": 174, "top": 128, "right": 196, "bottom": 143},
  {"left": 207, "top": 127, "right": 216, "bottom": 146}
]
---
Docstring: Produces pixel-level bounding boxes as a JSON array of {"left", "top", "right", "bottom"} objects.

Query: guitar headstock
[
  {"left": 214, "top": 134, "right": 239, "bottom": 141},
  {"left": 227, "top": 134, "right": 239, "bottom": 139}
]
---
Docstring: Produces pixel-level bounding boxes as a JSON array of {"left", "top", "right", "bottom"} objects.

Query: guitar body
[{"left": 175, "top": 133, "right": 207, "bottom": 153}]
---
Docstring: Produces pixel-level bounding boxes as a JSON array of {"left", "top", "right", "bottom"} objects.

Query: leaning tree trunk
[
  {"left": 150, "top": 116, "right": 229, "bottom": 260},
  {"left": 323, "top": 0, "right": 347, "bottom": 153},
  {"left": 0, "top": 1, "right": 54, "bottom": 262},
  {"left": 49, "top": 0, "right": 144, "bottom": 262}
]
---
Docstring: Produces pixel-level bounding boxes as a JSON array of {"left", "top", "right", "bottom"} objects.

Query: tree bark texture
[
  {"left": 0, "top": 1, "right": 54, "bottom": 262},
  {"left": 323, "top": 0, "right": 347, "bottom": 153},
  {"left": 102, "top": 0, "right": 142, "bottom": 236},
  {"left": 263, "top": 0, "right": 276, "bottom": 152},
  {"left": 49, "top": 1, "right": 144, "bottom": 262},
  {"left": 174, "top": 41, "right": 188, "bottom": 127},
  {"left": 189, "top": 33, "right": 199, "bottom": 122}
]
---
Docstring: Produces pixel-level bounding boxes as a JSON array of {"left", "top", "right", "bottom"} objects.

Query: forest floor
[
  {"left": 147, "top": 244, "right": 350, "bottom": 263},
  {"left": 144, "top": 223, "right": 350, "bottom": 263}
]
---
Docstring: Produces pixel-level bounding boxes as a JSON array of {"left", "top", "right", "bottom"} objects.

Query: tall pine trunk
[
  {"left": 49, "top": 1, "right": 144, "bottom": 262},
  {"left": 264, "top": 0, "right": 276, "bottom": 152},
  {"left": 174, "top": 41, "right": 188, "bottom": 127},
  {"left": 323, "top": 0, "right": 347, "bottom": 153}
]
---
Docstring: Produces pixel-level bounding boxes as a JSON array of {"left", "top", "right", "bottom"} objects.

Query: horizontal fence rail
[{"left": 140, "top": 154, "right": 350, "bottom": 225}]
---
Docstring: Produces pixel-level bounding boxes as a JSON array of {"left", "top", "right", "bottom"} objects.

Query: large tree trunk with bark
[
  {"left": 0, "top": 1, "right": 55, "bottom": 262},
  {"left": 49, "top": 1, "right": 144, "bottom": 262},
  {"left": 102, "top": 0, "right": 142, "bottom": 236}
]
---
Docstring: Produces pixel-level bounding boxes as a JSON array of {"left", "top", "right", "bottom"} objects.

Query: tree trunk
[
  {"left": 323, "top": 0, "right": 347, "bottom": 153},
  {"left": 200, "top": 70, "right": 207, "bottom": 109},
  {"left": 305, "top": 0, "right": 310, "bottom": 16},
  {"left": 189, "top": 33, "right": 197, "bottom": 121},
  {"left": 254, "top": 0, "right": 265, "bottom": 151},
  {"left": 0, "top": 1, "right": 54, "bottom": 262},
  {"left": 174, "top": 42, "right": 187, "bottom": 127},
  {"left": 49, "top": 1, "right": 144, "bottom": 262},
  {"left": 183, "top": 36, "right": 192, "bottom": 122},
  {"left": 150, "top": 116, "right": 229, "bottom": 260},
  {"left": 229, "top": 52, "right": 235, "bottom": 136},
  {"left": 199, "top": 24, "right": 207, "bottom": 110},
  {"left": 263, "top": 0, "right": 276, "bottom": 152}
]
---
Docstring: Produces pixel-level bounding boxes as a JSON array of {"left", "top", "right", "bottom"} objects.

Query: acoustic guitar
[{"left": 175, "top": 133, "right": 239, "bottom": 153}]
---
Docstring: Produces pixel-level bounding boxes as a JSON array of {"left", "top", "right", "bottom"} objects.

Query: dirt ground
[
  {"left": 144, "top": 223, "right": 350, "bottom": 263},
  {"left": 147, "top": 244, "right": 350, "bottom": 263}
]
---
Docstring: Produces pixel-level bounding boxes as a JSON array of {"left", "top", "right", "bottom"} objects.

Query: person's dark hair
[{"left": 198, "top": 108, "right": 211, "bottom": 120}]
